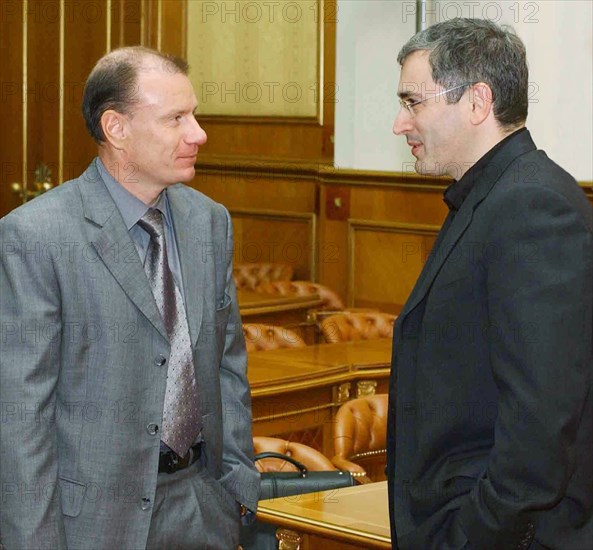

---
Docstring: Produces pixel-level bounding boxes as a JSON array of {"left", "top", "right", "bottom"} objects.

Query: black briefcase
[{"left": 240, "top": 451, "right": 355, "bottom": 550}]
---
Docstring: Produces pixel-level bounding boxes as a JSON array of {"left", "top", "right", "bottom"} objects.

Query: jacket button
[
  {"left": 155, "top": 355, "right": 167, "bottom": 366},
  {"left": 146, "top": 423, "right": 159, "bottom": 435},
  {"left": 141, "top": 497, "right": 151, "bottom": 511}
]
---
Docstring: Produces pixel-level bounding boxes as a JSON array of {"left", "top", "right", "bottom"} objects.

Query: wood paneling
[
  {"left": 231, "top": 209, "right": 316, "bottom": 280},
  {"left": 187, "top": 0, "right": 336, "bottom": 160},
  {"left": 191, "top": 155, "right": 319, "bottom": 281},
  {"left": 160, "top": 0, "right": 186, "bottom": 57},
  {"left": 349, "top": 221, "right": 439, "bottom": 313},
  {"left": 62, "top": 0, "right": 108, "bottom": 182},
  {"left": 112, "top": 0, "right": 142, "bottom": 49},
  {"left": 0, "top": 0, "right": 182, "bottom": 217},
  {"left": 193, "top": 156, "right": 450, "bottom": 312},
  {"left": 0, "top": 1, "right": 24, "bottom": 215},
  {"left": 26, "top": 0, "right": 60, "bottom": 188}
]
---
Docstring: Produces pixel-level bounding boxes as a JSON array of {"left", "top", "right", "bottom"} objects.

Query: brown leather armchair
[
  {"left": 242, "top": 323, "right": 306, "bottom": 352},
  {"left": 254, "top": 280, "right": 345, "bottom": 310},
  {"left": 253, "top": 436, "right": 337, "bottom": 472},
  {"left": 331, "top": 394, "right": 388, "bottom": 484},
  {"left": 320, "top": 312, "right": 396, "bottom": 343},
  {"left": 233, "top": 262, "right": 294, "bottom": 290}
]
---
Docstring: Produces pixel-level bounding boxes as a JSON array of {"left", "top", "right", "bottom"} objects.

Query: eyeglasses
[{"left": 398, "top": 82, "right": 474, "bottom": 116}]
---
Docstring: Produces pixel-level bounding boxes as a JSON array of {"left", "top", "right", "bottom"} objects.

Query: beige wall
[{"left": 335, "top": 0, "right": 593, "bottom": 182}]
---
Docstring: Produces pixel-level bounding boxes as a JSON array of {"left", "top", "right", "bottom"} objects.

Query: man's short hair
[
  {"left": 82, "top": 46, "right": 189, "bottom": 143},
  {"left": 398, "top": 18, "right": 528, "bottom": 129}
]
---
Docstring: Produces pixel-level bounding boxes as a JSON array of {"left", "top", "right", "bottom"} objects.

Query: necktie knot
[{"left": 138, "top": 208, "right": 164, "bottom": 240}]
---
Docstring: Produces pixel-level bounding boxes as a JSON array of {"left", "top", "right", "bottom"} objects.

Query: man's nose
[
  {"left": 188, "top": 117, "right": 207, "bottom": 145},
  {"left": 393, "top": 108, "right": 413, "bottom": 136}
]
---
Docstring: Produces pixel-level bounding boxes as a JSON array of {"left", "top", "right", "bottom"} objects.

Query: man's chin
[{"left": 176, "top": 166, "right": 196, "bottom": 183}]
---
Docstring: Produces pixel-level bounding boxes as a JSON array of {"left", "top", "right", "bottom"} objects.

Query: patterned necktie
[{"left": 138, "top": 208, "right": 201, "bottom": 458}]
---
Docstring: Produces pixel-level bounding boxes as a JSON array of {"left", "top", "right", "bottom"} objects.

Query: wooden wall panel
[
  {"left": 62, "top": 1, "right": 108, "bottom": 182},
  {"left": 112, "top": 0, "right": 142, "bottom": 49},
  {"left": 349, "top": 221, "right": 439, "bottom": 313},
  {"left": 186, "top": 0, "right": 336, "bottom": 160},
  {"left": 27, "top": 0, "right": 60, "bottom": 188},
  {"left": 193, "top": 157, "right": 451, "bottom": 312},
  {"left": 231, "top": 210, "right": 316, "bottom": 280},
  {"left": 191, "top": 158, "right": 318, "bottom": 281},
  {"left": 0, "top": 1, "right": 24, "bottom": 216},
  {"left": 196, "top": 119, "right": 329, "bottom": 159},
  {"left": 317, "top": 178, "right": 449, "bottom": 310},
  {"left": 160, "top": 0, "right": 186, "bottom": 57}
]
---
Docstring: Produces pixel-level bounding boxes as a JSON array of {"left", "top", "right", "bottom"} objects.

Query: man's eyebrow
[{"left": 397, "top": 90, "right": 416, "bottom": 100}]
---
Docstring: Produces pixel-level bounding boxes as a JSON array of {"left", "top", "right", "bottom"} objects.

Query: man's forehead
[
  {"left": 398, "top": 50, "right": 434, "bottom": 93},
  {"left": 133, "top": 71, "right": 197, "bottom": 110}
]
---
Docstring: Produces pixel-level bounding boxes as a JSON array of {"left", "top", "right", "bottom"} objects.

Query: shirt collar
[
  {"left": 96, "top": 157, "right": 173, "bottom": 230},
  {"left": 443, "top": 127, "right": 527, "bottom": 211}
]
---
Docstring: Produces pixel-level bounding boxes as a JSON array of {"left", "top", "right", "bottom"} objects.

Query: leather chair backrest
[
  {"left": 243, "top": 323, "right": 306, "bottom": 352},
  {"left": 254, "top": 280, "right": 345, "bottom": 310},
  {"left": 320, "top": 312, "right": 396, "bottom": 343},
  {"left": 253, "top": 436, "right": 337, "bottom": 472},
  {"left": 233, "top": 262, "right": 294, "bottom": 290},
  {"left": 331, "top": 394, "right": 388, "bottom": 483}
]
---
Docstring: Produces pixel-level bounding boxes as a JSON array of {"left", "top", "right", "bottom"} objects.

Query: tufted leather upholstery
[
  {"left": 331, "top": 394, "right": 388, "bottom": 484},
  {"left": 254, "top": 280, "right": 345, "bottom": 310},
  {"left": 320, "top": 312, "right": 396, "bottom": 343},
  {"left": 253, "top": 437, "right": 337, "bottom": 472},
  {"left": 242, "top": 323, "right": 306, "bottom": 352},
  {"left": 233, "top": 262, "right": 294, "bottom": 290}
]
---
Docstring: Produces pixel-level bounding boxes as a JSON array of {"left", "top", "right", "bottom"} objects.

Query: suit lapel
[
  {"left": 401, "top": 130, "right": 538, "bottom": 318},
  {"left": 78, "top": 161, "right": 168, "bottom": 341},
  {"left": 401, "top": 206, "right": 474, "bottom": 317},
  {"left": 168, "top": 186, "right": 204, "bottom": 347}
]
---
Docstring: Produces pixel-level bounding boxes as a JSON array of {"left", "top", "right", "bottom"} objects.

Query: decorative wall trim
[
  {"left": 197, "top": 155, "right": 450, "bottom": 190},
  {"left": 197, "top": 156, "right": 593, "bottom": 197},
  {"left": 22, "top": 0, "right": 28, "bottom": 195},
  {"left": 58, "top": 0, "right": 65, "bottom": 186},
  {"left": 197, "top": 115, "right": 320, "bottom": 125}
]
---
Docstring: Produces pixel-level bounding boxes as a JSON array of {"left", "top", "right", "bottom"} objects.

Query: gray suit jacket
[
  {"left": 0, "top": 160, "right": 260, "bottom": 549},
  {"left": 387, "top": 131, "right": 593, "bottom": 549}
]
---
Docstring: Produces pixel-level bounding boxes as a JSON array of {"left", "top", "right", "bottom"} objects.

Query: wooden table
[
  {"left": 247, "top": 339, "right": 392, "bottom": 454},
  {"left": 238, "top": 289, "right": 322, "bottom": 326},
  {"left": 257, "top": 481, "right": 391, "bottom": 549}
]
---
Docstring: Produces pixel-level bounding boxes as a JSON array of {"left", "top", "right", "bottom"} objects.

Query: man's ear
[
  {"left": 469, "top": 82, "right": 494, "bottom": 126},
  {"left": 100, "top": 110, "right": 128, "bottom": 149}
]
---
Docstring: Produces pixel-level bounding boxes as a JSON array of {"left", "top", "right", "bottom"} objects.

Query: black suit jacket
[{"left": 387, "top": 130, "right": 593, "bottom": 549}]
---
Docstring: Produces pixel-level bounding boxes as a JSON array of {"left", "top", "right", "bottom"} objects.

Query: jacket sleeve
[
  {"left": 0, "top": 215, "right": 68, "bottom": 549},
  {"left": 457, "top": 185, "right": 593, "bottom": 548},
  {"left": 216, "top": 207, "right": 260, "bottom": 513}
]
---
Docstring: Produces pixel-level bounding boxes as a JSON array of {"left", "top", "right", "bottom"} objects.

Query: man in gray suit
[
  {"left": 0, "top": 46, "right": 259, "bottom": 549},
  {"left": 387, "top": 19, "right": 592, "bottom": 549}
]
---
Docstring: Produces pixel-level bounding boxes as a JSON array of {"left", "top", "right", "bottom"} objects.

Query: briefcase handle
[{"left": 254, "top": 451, "right": 308, "bottom": 478}]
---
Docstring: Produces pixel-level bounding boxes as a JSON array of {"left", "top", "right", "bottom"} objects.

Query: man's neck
[
  {"left": 98, "top": 149, "right": 163, "bottom": 205},
  {"left": 455, "top": 124, "right": 525, "bottom": 179}
]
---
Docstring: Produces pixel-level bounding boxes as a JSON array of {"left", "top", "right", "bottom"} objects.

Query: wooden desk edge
[
  {"left": 240, "top": 299, "right": 322, "bottom": 317},
  {"left": 250, "top": 369, "right": 364, "bottom": 396},
  {"left": 257, "top": 507, "right": 391, "bottom": 549}
]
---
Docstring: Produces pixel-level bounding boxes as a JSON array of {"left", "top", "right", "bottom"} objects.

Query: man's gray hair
[{"left": 398, "top": 18, "right": 528, "bottom": 129}]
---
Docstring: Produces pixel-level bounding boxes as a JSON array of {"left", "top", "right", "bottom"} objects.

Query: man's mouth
[{"left": 408, "top": 142, "right": 423, "bottom": 156}]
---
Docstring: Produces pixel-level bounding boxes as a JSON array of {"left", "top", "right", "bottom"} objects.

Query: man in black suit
[{"left": 387, "top": 18, "right": 592, "bottom": 549}]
